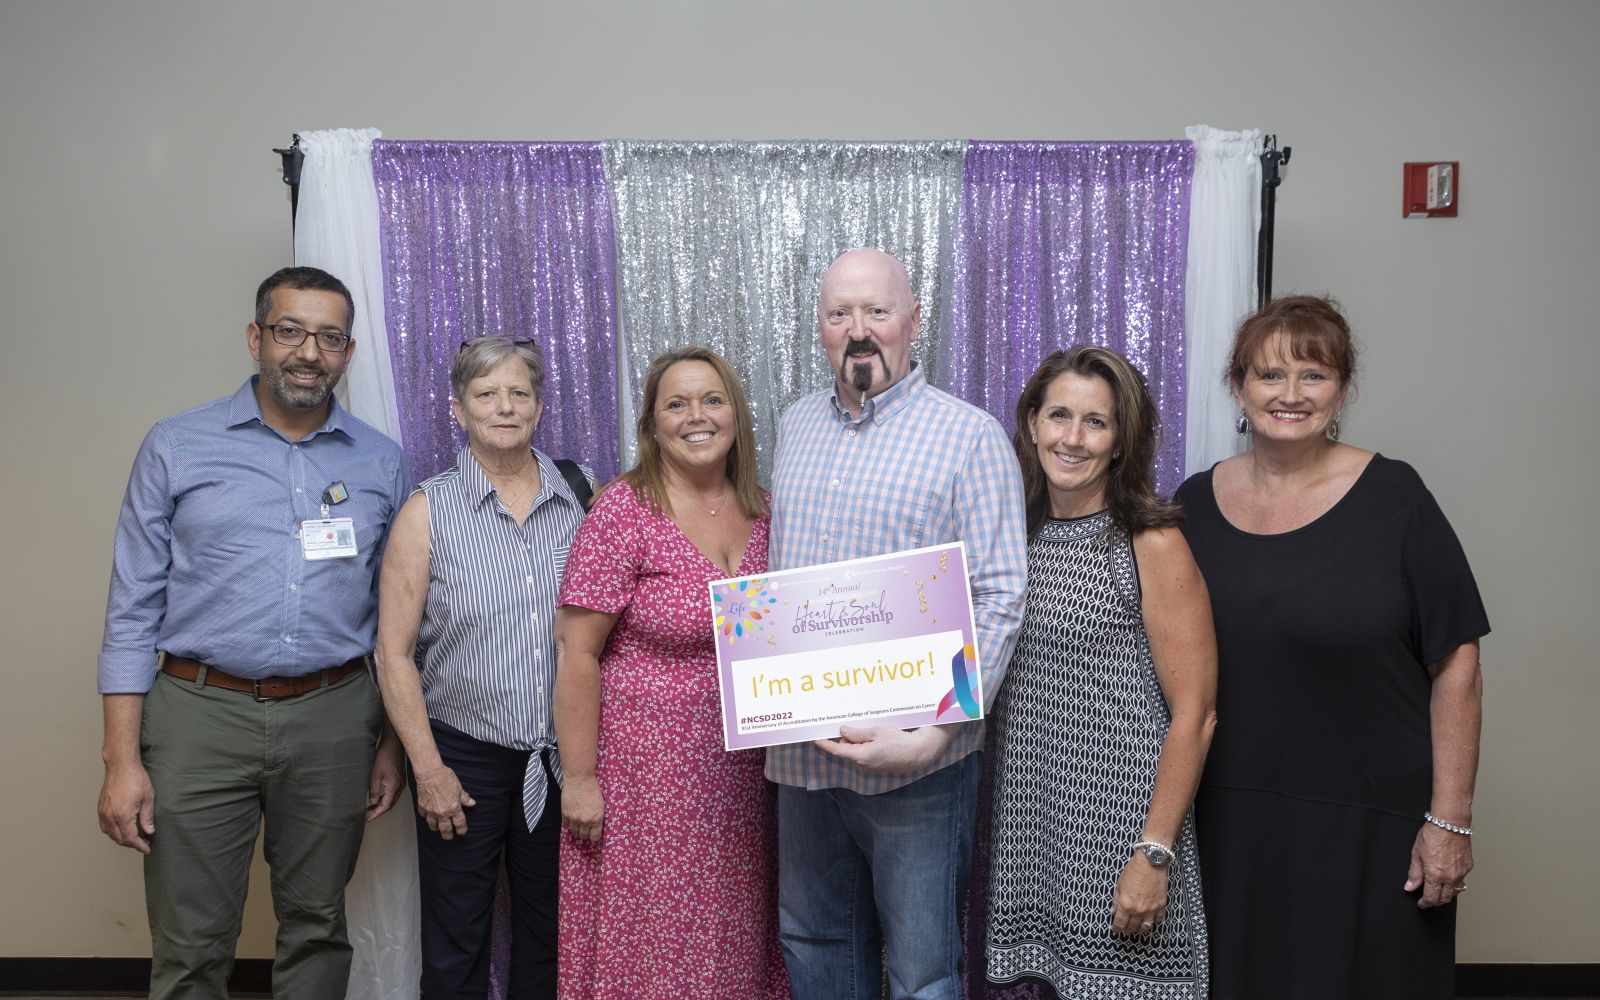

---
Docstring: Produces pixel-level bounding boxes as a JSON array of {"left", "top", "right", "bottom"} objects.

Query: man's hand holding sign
[{"left": 710, "top": 542, "right": 982, "bottom": 767}]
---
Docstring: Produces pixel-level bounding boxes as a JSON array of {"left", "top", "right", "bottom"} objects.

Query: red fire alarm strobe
[{"left": 1404, "top": 162, "right": 1459, "bottom": 218}]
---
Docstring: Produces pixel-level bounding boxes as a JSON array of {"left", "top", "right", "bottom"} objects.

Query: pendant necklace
[
  {"left": 669, "top": 483, "right": 729, "bottom": 517},
  {"left": 492, "top": 468, "right": 536, "bottom": 511}
]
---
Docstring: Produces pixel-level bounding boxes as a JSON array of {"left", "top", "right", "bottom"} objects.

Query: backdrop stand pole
[
  {"left": 1256, "top": 134, "right": 1291, "bottom": 306},
  {"left": 273, "top": 133, "right": 304, "bottom": 236}
]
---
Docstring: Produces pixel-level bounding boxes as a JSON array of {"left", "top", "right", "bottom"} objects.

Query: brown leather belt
[{"left": 161, "top": 654, "right": 368, "bottom": 700}]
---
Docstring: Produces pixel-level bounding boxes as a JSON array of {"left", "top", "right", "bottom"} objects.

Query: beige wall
[{"left": 2, "top": 0, "right": 1595, "bottom": 963}]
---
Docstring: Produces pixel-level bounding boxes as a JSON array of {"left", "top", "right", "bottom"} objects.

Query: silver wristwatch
[{"left": 1131, "top": 840, "right": 1174, "bottom": 867}]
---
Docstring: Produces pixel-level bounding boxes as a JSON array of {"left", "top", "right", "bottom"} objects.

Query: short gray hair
[{"left": 450, "top": 336, "right": 546, "bottom": 401}]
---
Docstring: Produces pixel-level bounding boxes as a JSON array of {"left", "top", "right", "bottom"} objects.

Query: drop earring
[{"left": 1235, "top": 411, "right": 1250, "bottom": 435}]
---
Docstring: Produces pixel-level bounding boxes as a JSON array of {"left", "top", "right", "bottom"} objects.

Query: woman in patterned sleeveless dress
[{"left": 972, "top": 346, "right": 1217, "bottom": 999}]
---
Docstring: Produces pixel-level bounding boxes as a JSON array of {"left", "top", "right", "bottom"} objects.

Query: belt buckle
[{"left": 252, "top": 678, "right": 268, "bottom": 702}]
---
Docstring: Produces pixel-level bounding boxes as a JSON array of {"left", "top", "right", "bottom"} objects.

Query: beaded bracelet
[{"left": 1424, "top": 811, "right": 1473, "bottom": 836}]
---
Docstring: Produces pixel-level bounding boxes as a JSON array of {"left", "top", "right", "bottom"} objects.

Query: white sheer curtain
[
  {"left": 293, "top": 127, "right": 422, "bottom": 1000},
  {"left": 1183, "top": 125, "right": 1262, "bottom": 474},
  {"left": 295, "top": 127, "right": 405, "bottom": 443}
]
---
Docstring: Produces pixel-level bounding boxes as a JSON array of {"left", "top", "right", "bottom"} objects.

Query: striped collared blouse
[{"left": 415, "top": 446, "right": 589, "bottom": 828}]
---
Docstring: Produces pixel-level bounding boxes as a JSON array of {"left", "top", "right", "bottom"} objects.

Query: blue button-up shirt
[
  {"left": 767, "top": 365, "right": 1028, "bottom": 793},
  {"left": 98, "top": 378, "right": 412, "bottom": 693}
]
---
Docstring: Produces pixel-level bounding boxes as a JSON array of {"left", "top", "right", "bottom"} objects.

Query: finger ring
[
  {"left": 1454, "top": 883, "right": 1467, "bottom": 891},
  {"left": 1141, "top": 920, "right": 1154, "bottom": 930}
]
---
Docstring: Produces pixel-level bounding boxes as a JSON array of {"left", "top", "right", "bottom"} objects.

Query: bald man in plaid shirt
[{"left": 769, "top": 248, "right": 1027, "bottom": 1000}]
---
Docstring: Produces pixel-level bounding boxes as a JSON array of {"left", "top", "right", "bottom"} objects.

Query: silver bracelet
[
  {"left": 1424, "top": 811, "right": 1473, "bottom": 836},
  {"left": 1130, "top": 840, "right": 1175, "bottom": 867}
]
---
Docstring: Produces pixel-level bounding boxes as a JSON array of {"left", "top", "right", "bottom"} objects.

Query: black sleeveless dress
[{"left": 1174, "top": 455, "right": 1489, "bottom": 1000}]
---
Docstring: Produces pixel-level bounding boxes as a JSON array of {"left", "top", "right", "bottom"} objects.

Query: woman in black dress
[{"left": 1174, "top": 296, "right": 1488, "bottom": 999}]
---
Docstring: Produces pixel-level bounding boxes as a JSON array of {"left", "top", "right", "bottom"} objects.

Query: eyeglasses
[
  {"left": 457, "top": 336, "right": 537, "bottom": 354},
  {"left": 263, "top": 323, "right": 352, "bottom": 354}
]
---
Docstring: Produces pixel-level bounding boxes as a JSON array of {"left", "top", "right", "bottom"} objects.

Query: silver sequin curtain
[{"left": 602, "top": 141, "right": 967, "bottom": 479}]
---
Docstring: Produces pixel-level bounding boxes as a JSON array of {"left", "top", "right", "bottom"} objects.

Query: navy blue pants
[{"left": 412, "top": 721, "right": 560, "bottom": 1000}]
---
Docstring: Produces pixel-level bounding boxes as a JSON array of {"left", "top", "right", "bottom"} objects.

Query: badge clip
[{"left": 320, "top": 481, "right": 349, "bottom": 520}]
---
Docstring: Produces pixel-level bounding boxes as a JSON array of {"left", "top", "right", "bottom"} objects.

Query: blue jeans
[{"left": 777, "top": 753, "right": 981, "bottom": 1000}]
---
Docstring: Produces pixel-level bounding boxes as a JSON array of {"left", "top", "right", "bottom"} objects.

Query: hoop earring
[{"left": 1235, "top": 412, "right": 1250, "bottom": 435}]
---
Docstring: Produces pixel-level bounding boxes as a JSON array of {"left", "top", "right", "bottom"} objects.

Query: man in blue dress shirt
[
  {"left": 769, "top": 249, "right": 1028, "bottom": 999},
  {"left": 96, "top": 266, "right": 413, "bottom": 999}
]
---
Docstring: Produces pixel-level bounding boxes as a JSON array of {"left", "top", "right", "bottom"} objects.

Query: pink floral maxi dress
[{"left": 556, "top": 483, "right": 788, "bottom": 999}]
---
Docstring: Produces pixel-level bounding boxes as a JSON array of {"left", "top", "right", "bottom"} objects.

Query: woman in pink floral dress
[{"left": 553, "top": 347, "right": 788, "bottom": 999}]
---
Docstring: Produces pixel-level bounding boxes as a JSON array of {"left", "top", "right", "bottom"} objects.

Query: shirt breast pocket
[
  {"left": 552, "top": 544, "right": 571, "bottom": 587},
  {"left": 341, "top": 481, "right": 396, "bottom": 557},
  {"left": 853, "top": 478, "right": 939, "bottom": 550}
]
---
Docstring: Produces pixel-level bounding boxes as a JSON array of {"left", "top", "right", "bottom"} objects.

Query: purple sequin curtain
[
  {"left": 935, "top": 141, "right": 1194, "bottom": 495},
  {"left": 373, "top": 141, "right": 621, "bottom": 482},
  {"left": 951, "top": 142, "right": 1194, "bottom": 1000}
]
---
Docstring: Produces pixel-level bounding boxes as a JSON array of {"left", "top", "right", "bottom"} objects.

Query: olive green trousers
[{"left": 140, "top": 667, "right": 383, "bottom": 1000}]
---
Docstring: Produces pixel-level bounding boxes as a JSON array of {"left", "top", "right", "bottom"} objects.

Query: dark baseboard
[
  {"left": 0, "top": 959, "right": 1594, "bottom": 997},
  {"left": 1458, "top": 964, "right": 1600, "bottom": 997},
  {"left": 0, "top": 957, "right": 271, "bottom": 994}
]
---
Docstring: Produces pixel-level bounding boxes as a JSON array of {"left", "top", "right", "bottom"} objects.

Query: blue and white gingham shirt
[
  {"left": 98, "top": 378, "right": 412, "bottom": 693},
  {"left": 767, "top": 365, "right": 1028, "bottom": 793},
  {"left": 413, "top": 446, "right": 589, "bottom": 829}
]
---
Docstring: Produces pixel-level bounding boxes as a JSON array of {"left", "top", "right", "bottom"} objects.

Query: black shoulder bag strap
[{"left": 553, "top": 458, "right": 594, "bottom": 512}]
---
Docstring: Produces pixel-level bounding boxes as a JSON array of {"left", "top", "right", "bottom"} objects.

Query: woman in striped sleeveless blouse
[{"left": 375, "top": 336, "right": 590, "bottom": 999}]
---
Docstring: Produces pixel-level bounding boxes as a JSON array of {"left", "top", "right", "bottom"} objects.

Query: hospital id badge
[{"left": 300, "top": 517, "right": 359, "bottom": 560}]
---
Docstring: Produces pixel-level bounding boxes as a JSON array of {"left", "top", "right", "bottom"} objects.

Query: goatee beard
[
  {"left": 844, "top": 350, "right": 888, "bottom": 395},
  {"left": 849, "top": 361, "right": 874, "bottom": 394},
  {"left": 264, "top": 365, "right": 334, "bottom": 409}
]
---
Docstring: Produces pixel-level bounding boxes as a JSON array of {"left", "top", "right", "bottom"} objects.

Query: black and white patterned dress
[{"left": 982, "top": 510, "right": 1206, "bottom": 999}]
